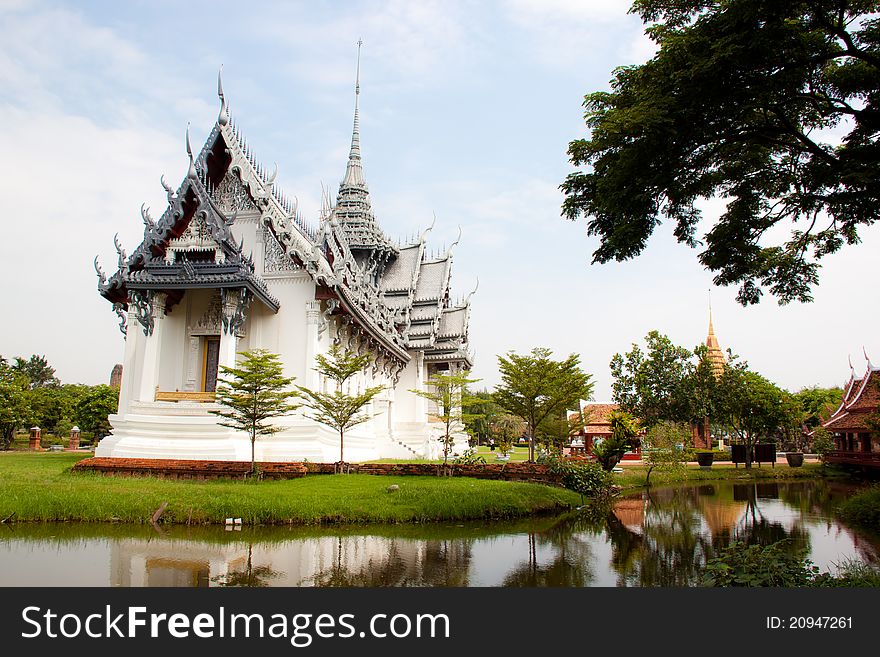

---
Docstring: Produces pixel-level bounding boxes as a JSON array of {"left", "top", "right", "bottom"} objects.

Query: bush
[
  {"left": 544, "top": 455, "right": 614, "bottom": 498},
  {"left": 836, "top": 485, "right": 880, "bottom": 530},
  {"left": 684, "top": 449, "right": 731, "bottom": 461}
]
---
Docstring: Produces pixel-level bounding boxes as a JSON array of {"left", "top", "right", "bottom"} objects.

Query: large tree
[
  {"left": 610, "top": 331, "right": 721, "bottom": 431},
  {"left": 211, "top": 350, "right": 298, "bottom": 475},
  {"left": 562, "top": 0, "right": 880, "bottom": 305},
  {"left": 13, "top": 355, "right": 59, "bottom": 389},
  {"left": 715, "top": 364, "right": 802, "bottom": 467},
  {"left": 73, "top": 384, "right": 119, "bottom": 440},
  {"left": 296, "top": 344, "right": 384, "bottom": 468},
  {"left": 493, "top": 348, "right": 594, "bottom": 462}
]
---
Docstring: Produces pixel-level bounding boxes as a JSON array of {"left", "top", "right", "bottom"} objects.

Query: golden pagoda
[{"left": 705, "top": 310, "right": 725, "bottom": 378}]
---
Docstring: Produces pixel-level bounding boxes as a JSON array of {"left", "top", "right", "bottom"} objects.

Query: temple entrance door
[{"left": 202, "top": 336, "right": 221, "bottom": 392}]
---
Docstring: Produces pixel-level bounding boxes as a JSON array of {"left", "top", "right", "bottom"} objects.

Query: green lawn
[
  {"left": 612, "top": 462, "right": 827, "bottom": 490},
  {"left": 0, "top": 452, "right": 580, "bottom": 526},
  {"left": 475, "top": 444, "right": 530, "bottom": 462}
]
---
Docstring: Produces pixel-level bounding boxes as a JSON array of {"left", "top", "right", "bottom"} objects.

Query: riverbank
[
  {"left": 0, "top": 453, "right": 580, "bottom": 525},
  {"left": 613, "top": 462, "right": 829, "bottom": 490}
]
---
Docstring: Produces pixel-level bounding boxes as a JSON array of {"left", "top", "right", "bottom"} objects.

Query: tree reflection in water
[
  {"left": 307, "top": 536, "right": 475, "bottom": 587},
  {"left": 212, "top": 543, "right": 282, "bottom": 587},
  {"left": 604, "top": 482, "right": 814, "bottom": 586}
]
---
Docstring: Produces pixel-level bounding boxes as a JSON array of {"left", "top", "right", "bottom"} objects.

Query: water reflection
[{"left": 1, "top": 481, "right": 877, "bottom": 587}]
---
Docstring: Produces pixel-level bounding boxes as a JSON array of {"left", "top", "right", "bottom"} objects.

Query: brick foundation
[{"left": 73, "top": 457, "right": 563, "bottom": 485}]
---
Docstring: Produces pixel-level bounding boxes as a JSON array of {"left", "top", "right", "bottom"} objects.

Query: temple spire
[
  {"left": 343, "top": 39, "right": 364, "bottom": 186},
  {"left": 705, "top": 292, "right": 725, "bottom": 377}
]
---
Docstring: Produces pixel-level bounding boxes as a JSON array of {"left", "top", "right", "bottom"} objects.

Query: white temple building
[{"left": 94, "top": 61, "right": 475, "bottom": 463}]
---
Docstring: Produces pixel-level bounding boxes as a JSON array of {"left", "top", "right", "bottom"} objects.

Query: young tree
[
  {"left": 0, "top": 357, "right": 31, "bottom": 450},
  {"left": 493, "top": 348, "right": 594, "bottom": 462},
  {"left": 463, "top": 389, "right": 498, "bottom": 446},
  {"left": 296, "top": 344, "right": 383, "bottom": 468},
  {"left": 491, "top": 413, "right": 525, "bottom": 456},
  {"left": 562, "top": 0, "right": 880, "bottom": 305},
  {"left": 410, "top": 370, "right": 481, "bottom": 467},
  {"left": 593, "top": 410, "right": 641, "bottom": 471},
  {"left": 643, "top": 421, "right": 690, "bottom": 486},
  {"left": 211, "top": 349, "right": 298, "bottom": 475}
]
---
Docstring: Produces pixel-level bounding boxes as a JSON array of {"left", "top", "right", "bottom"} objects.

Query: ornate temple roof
[
  {"left": 95, "top": 61, "right": 474, "bottom": 369},
  {"left": 823, "top": 357, "right": 880, "bottom": 433}
]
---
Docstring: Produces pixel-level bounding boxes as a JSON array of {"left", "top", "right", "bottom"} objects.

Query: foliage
[
  {"left": 462, "top": 390, "right": 498, "bottom": 446},
  {"left": 491, "top": 413, "right": 526, "bottom": 455},
  {"left": 812, "top": 559, "right": 880, "bottom": 587},
  {"left": 562, "top": 0, "right": 880, "bottom": 306},
  {"left": 701, "top": 540, "right": 819, "bottom": 587},
  {"left": 535, "top": 410, "right": 579, "bottom": 454},
  {"left": 410, "top": 370, "right": 481, "bottom": 467},
  {"left": 593, "top": 410, "right": 641, "bottom": 471},
  {"left": 643, "top": 421, "right": 690, "bottom": 485},
  {"left": 836, "top": 484, "right": 880, "bottom": 530},
  {"left": 296, "top": 344, "right": 382, "bottom": 467},
  {"left": 28, "top": 384, "right": 90, "bottom": 435},
  {"left": 610, "top": 331, "right": 721, "bottom": 431},
  {"left": 715, "top": 363, "right": 803, "bottom": 467},
  {"left": 0, "top": 357, "right": 31, "bottom": 450},
  {"left": 810, "top": 427, "right": 836, "bottom": 457},
  {"left": 494, "top": 347, "right": 594, "bottom": 462},
  {"left": 73, "top": 384, "right": 119, "bottom": 439},
  {"left": 12, "top": 354, "right": 59, "bottom": 389},
  {"left": 211, "top": 349, "right": 298, "bottom": 475},
  {"left": 794, "top": 386, "right": 843, "bottom": 428},
  {"left": 544, "top": 455, "right": 614, "bottom": 499},
  {"left": 451, "top": 449, "right": 487, "bottom": 465}
]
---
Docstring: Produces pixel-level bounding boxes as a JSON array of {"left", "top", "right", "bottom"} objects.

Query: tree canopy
[
  {"left": 410, "top": 370, "right": 481, "bottom": 466},
  {"left": 610, "top": 331, "right": 720, "bottom": 428},
  {"left": 562, "top": 0, "right": 880, "bottom": 305}
]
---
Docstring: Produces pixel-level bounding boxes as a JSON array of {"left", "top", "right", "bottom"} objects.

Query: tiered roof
[
  {"left": 96, "top": 65, "right": 474, "bottom": 371},
  {"left": 822, "top": 359, "right": 880, "bottom": 432}
]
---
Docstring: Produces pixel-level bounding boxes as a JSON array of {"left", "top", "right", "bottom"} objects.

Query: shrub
[
  {"left": 836, "top": 485, "right": 880, "bottom": 530},
  {"left": 544, "top": 455, "right": 613, "bottom": 499},
  {"left": 452, "top": 449, "right": 486, "bottom": 465},
  {"left": 701, "top": 541, "right": 818, "bottom": 587}
]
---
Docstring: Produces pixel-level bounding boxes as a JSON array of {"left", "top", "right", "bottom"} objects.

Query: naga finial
[
  {"left": 140, "top": 203, "right": 155, "bottom": 227},
  {"left": 113, "top": 233, "right": 127, "bottom": 269},
  {"left": 864, "top": 346, "right": 872, "bottom": 367},
  {"left": 447, "top": 225, "right": 462, "bottom": 254},
  {"left": 93, "top": 256, "right": 107, "bottom": 287},
  {"left": 186, "top": 123, "right": 197, "bottom": 179},
  {"left": 420, "top": 213, "right": 436, "bottom": 243},
  {"left": 160, "top": 174, "right": 175, "bottom": 202},
  {"left": 465, "top": 277, "right": 479, "bottom": 304},
  {"left": 266, "top": 162, "right": 278, "bottom": 187},
  {"left": 217, "top": 65, "right": 229, "bottom": 126}
]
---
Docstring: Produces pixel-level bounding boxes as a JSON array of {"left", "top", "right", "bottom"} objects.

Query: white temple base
[{"left": 96, "top": 404, "right": 468, "bottom": 462}]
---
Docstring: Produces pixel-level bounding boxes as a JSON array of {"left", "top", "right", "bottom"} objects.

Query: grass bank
[
  {"left": 0, "top": 453, "right": 580, "bottom": 526},
  {"left": 613, "top": 462, "right": 827, "bottom": 490}
]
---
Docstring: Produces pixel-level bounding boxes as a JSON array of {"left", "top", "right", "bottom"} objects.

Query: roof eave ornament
[
  {"left": 186, "top": 123, "right": 197, "bottom": 179},
  {"left": 446, "top": 225, "right": 462, "bottom": 256},
  {"left": 464, "top": 277, "right": 479, "bottom": 305},
  {"left": 419, "top": 212, "right": 436, "bottom": 244},
  {"left": 93, "top": 256, "right": 107, "bottom": 288},
  {"left": 864, "top": 346, "right": 873, "bottom": 370},
  {"left": 217, "top": 66, "right": 229, "bottom": 127}
]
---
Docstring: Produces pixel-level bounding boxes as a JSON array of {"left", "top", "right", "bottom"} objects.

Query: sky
[{"left": 0, "top": 0, "right": 876, "bottom": 400}]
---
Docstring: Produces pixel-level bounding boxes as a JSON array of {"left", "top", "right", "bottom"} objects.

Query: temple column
[
  {"left": 219, "top": 289, "right": 243, "bottom": 376},
  {"left": 136, "top": 292, "right": 167, "bottom": 402},
  {"left": 305, "top": 301, "right": 321, "bottom": 389},
  {"left": 415, "top": 351, "right": 426, "bottom": 418},
  {"left": 117, "top": 305, "right": 140, "bottom": 412}
]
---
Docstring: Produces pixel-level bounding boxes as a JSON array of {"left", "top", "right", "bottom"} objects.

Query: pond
[{"left": 0, "top": 479, "right": 877, "bottom": 586}]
